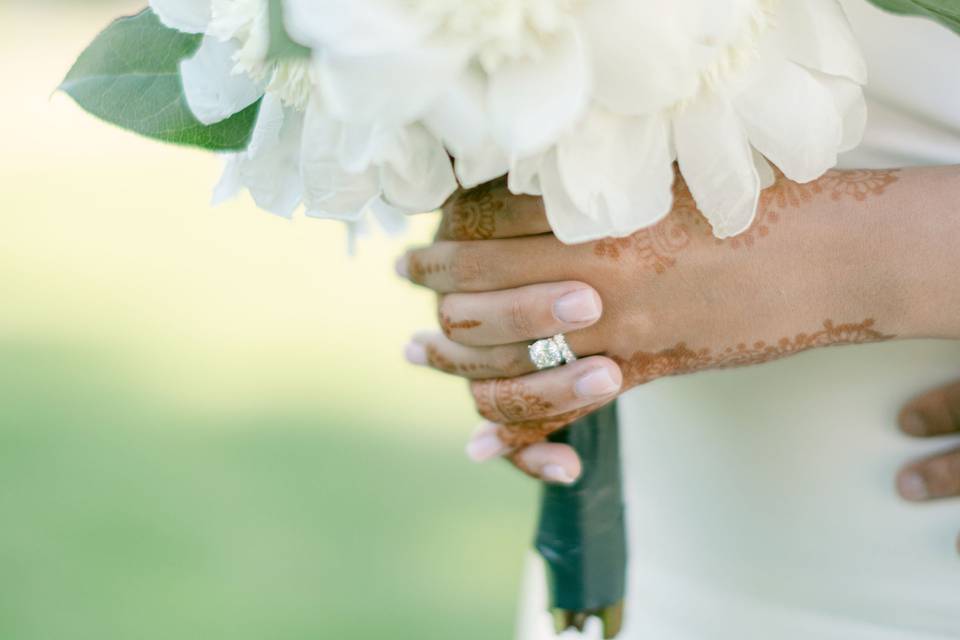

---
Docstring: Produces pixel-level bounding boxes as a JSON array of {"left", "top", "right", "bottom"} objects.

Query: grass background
[{"left": 0, "top": 3, "right": 536, "bottom": 638}]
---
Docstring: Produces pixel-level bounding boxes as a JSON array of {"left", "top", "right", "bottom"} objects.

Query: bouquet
[{"left": 63, "top": 0, "right": 958, "bottom": 636}]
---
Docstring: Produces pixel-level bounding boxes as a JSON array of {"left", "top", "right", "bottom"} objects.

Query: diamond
[{"left": 529, "top": 338, "right": 563, "bottom": 370}]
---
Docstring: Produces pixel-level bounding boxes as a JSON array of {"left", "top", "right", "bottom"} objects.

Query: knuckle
[
  {"left": 437, "top": 296, "right": 454, "bottom": 337},
  {"left": 470, "top": 380, "right": 502, "bottom": 422},
  {"left": 494, "top": 348, "right": 527, "bottom": 377},
  {"left": 505, "top": 297, "right": 534, "bottom": 338},
  {"left": 449, "top": 244, "right": 483, "bottom": 288}
]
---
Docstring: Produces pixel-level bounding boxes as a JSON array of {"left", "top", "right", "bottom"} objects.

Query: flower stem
[{"left": 535, "top": 402, "right": 627, "bottom": 638}]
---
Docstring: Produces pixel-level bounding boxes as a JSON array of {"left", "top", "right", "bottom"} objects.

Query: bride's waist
[{"left": 616, "top": 339, "right": 960, "bottom": 631}]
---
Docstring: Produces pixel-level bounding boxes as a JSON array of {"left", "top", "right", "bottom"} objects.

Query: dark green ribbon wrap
[{"left": 535, "top": 403, "right": 626, "bottom": 638}]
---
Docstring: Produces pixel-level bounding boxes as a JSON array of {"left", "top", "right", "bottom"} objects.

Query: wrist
[{"left": 864, "top": 166, "right": 960, "bottom": 339}]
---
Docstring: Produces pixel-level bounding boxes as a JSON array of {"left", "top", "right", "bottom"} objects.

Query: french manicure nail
[
  {"left": 553, "top": 289, "right": 602, "bottom": 324},
  {"left": 404, "top": 342, "right": 428, "bottom": 366},
  {"left": 395, "top": 255, "right": 409, "bottom": 279},
  {"left": 466, "top": 432, "right": 508, "bottom": 462},
  {"left": 574, "top": 368, "right": 620, "bottom": 399},
  {"left": 542, "top": 464, "right": 577, "bottom": 485},
  {"left": 898, "top": 470, "right": 929, "bottom": 501},
  {"left": 900, "top": 411, "right": 927, "bottom": 436}
]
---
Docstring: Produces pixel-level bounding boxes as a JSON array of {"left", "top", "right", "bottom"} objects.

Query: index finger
[
  {"left": 399, "top": 235, "right": 575, "bottom": 293},
  {"left": 438, "top": 178, "right": 551, "bottom": 241}
]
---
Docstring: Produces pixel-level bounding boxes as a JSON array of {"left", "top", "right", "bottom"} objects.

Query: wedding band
[
  {"left": 529, "top": 334, "right": 578, "bottom": 370},
  {"left": 552, "top": 333, "right": 578, "bottom": 365}
]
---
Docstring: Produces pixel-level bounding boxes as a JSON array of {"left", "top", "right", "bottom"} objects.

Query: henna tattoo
[
  {"left": 818, "top": 169, "right": 900, "bottom": 201},
  {"left": 408, "top": 255, "right": 445, "bottom": 283},
  {"left": 425, "top": 344, "right": 496, "bottom": 376},
  {"left": 439, "top": 313, "right": 482, "bottom": 338},
  {"left": 592, "top": 168, "right": 903, "bottom": 261},
  {"left": 472, "top": 378, "right": 553, "bottom": 424},
  {"left": 725, "top": 169, "right": 900, "bottom": 249},
  {"left": 442, "top": 179, "right": 509, "bottom": 241},
  {"left": 615, "top": 318, "right": 894, "bottom": 387},
  {"left": 722, "top": 175, "right": 815, "bottom": 249},
  {"left": 499, "top": 405, "right": 599, "bottom": 449},
  {"left": 592, "top": 177, "right": 697, "bottom": 272},
  {"left": 485, "top": 319, "right": 894, "bottom": 449}
]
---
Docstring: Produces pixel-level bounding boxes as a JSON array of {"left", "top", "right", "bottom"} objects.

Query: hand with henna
[
  {"left": 897, "top": 380, "right": 960, "bottom": 552},
  {"left": 398, "top": 166, "right": 960, "bottom": 484}
]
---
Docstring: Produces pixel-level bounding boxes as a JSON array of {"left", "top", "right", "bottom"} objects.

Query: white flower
[
  {"left": 285, "top": 0, "right": 867, "bottom": 242},
  {"left": 150, "top": 0, "right": 455, "bottom": 231}
]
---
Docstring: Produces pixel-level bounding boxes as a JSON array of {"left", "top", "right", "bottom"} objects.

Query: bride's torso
[
  {"left": 519, "top": 3, "right": 960, "bottom": 638},
  {"left": 616, "top": 339, "right": 960, "bottom": 639}
]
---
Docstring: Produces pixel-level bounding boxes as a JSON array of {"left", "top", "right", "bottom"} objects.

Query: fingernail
[
  {"left": 395, "top": 254, "right": 409, "bottom": 279},
  {"left": 553, "top": 289, "right": 601, "bottom": 324},
  {"left": 898, "top": 470, "right": 929, "bottom": 501},
  {"left": 574, "top": 368, "right": 620, "bottom": 399},
  {"left": 542, "top": 464, "right": 577, "bottom": 485},
  {"left": 404, "top": 342, "right": 428, "bottom": 366},
  {"left": 466, "top": 430, "right": 508, "bottom": 462},
  {"left": 900, "top": 411, "right": 927, "bottom": 436}
]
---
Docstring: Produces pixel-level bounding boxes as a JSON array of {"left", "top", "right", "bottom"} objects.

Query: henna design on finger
[
  {"left": 409, "top": 255, "right": 446, "bottom": 283},
  {"left": 425, "top": 344, "right": 497, "bottom": 376},
  {"left": 472, "top": 379, "right": 554, "bottom": 424},
  {"left": 442, "top": 180, "right": 508, "bottom": 241},
  {"left": 439, "top": 313, "right": 482, "bottom": 338},
  {"left": 499, "top": 405, "right": 599, "bottom": 448}
]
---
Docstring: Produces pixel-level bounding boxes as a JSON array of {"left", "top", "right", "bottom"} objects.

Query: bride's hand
[
  {"left": 896, "top": 380, "right": 960, "bottom": 552},
  {"left": 399, "top": 167, "right": 950, "bottom": 483}
]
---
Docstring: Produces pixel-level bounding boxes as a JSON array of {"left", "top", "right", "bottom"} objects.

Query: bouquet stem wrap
[{"left": 535, "top": 403, "right": 626, "bottom": 638}]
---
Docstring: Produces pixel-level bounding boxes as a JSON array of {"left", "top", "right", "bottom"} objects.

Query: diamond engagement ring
[{"left": 529, "top": 334, "right": 578, "bottom": 370}]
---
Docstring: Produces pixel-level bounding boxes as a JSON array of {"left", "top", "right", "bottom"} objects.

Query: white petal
[
  {"left": 150, "top": 0, "right": 210, "bottom": 34},
  {"left": 753, "top": 149, "right": 776, "bottom": 189},
  {"left": 246, "top": 92, "right": 286, "bottom": 156},
  {"left": 300, "top": 104, "right": 380, "bottom": 221},
  {"left": 181, "top": 37, "right": 267, "bottom": 125},
  {"left": 508, "top": 154, "right": 544, "bottom": 197},
  {"left": 379, "top": 125, "right": 457, "bottom": 213},
  {"left": 337, "top": 122, "right": 384, "bottom": 174},
  {"left": 242, "top": 107, "right": 304, "bottom": 217},
  {"left": 423, "top": 69, "right": 489, "bottom": 157},
  {"left": 212, "top": 156, "right": 243, "bottom": 205},
  {"left": 734, "top": 59, "right": 841, "bottom": 184},
  {"left": 540, "top": 150, "right": 598, "bottom": 245},
  {"left": 579, "top": 0, "right": 700, "bottom": 115},
  {"left": 557, "top": 109, "right": 674, "bottom": 237},
  {"left": 773, "top": 0, "right": 867, "bottom": 84},
  {"left": 809, "top": 71, "right": 867, "bottom": 153},
  {"left": 488, "top": 24, "right": 590, "bottom": 156},
  {"left": 370, "top": 198, "right": 409, "bottom": 236},
  {"left": 283, "top": 0, "right": 435, "bottom": 56},
  {"left": 317, "top": 38, "right": 471, "bottom": 126},
  {"left": 455, "top": 142, "right": 509, "bottom": 190},
  {"left": 674, "top": 96, "right": 759, "bottom": 239}
]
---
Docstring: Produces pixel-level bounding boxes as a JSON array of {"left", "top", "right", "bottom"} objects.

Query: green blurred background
[{"left": 0, "top": 2, "right": 536, "bottom": 638}]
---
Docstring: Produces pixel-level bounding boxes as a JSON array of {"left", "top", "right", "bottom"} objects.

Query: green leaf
[
  {"left": 867, "top": 0, "right": 960, "bottom": 34},
  {"left": 267, "top": 0, "right": 311, "bottom": 61},
  {"left": 61, "top": 9, "right": 261, "bottom": 152}
]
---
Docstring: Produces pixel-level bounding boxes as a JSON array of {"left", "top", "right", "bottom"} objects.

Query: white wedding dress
[{"left": 518, "top": 2, "right": 960, "bottom": 638}]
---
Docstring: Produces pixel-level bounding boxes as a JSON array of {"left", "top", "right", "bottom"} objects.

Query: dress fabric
[{"left": 517, "top": 2, "right": 960, "bottom": 638}]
